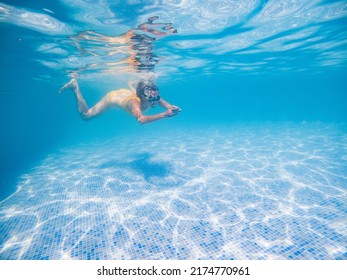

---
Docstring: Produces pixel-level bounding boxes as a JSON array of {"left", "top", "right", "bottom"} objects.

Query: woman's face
[{"left": 143, "top": 87, "right": 160, "bottom": 107}]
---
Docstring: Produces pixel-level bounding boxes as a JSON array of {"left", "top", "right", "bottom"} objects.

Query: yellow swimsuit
[
  {"left": 120, "top": 94, "right": 141, "bottom": 115},
  {"left": 109, "top": 89, "right": 141, "bottom": 115}
]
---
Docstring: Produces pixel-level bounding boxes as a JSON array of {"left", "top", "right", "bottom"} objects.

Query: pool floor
[{"left": 0, "top": 123, "right": 346, "bottom": 260}]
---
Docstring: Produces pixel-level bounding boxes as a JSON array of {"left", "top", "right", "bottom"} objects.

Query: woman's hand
[
  {"left": 168, "top": 105, "right": 182, "bottom": 112},
  {"left": 164, "top": 106, "right": 181, "bottom": 118}
]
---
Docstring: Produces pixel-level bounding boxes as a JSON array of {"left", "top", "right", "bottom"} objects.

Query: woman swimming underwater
[{"left": 59, "top": 78, "right": 182, "bottom": 124}]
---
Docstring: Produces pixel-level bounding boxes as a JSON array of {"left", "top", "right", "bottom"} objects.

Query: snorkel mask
[{"left": 143, "top": 86, "right": 160, "bottom": 102}]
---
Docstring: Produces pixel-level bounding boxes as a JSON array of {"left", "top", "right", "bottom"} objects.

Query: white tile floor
[{"left": 0, "top": 124, "right": 346, "bottom": 259}]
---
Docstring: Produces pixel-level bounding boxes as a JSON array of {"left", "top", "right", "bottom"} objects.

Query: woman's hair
[{"left": 136, "top": 79, "right": 158, "bottom": 97}]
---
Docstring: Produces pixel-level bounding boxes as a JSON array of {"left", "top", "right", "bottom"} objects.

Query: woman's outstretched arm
[
  {"left": 159, "top": 99, "right": 182, "bottom": 112},
  {"left": 130, "top": 100, "right": 178, "bottom": 124}
]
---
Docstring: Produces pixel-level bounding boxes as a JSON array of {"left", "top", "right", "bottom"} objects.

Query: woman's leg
[{"left": 59, "top": 78, "right": 112, "bottom": 120}]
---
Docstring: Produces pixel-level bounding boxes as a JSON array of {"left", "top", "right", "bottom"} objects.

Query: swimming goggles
[{"left": 143, "top": 87, "right": 160, "bottom": 102}]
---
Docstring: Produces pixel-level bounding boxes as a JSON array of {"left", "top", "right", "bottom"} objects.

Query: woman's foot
[{"left": 59, "top": 78, "right": 77, "bottom": 94}]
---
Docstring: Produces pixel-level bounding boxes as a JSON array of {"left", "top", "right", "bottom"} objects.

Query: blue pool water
[{"left": 0, "top": 0, "right": 347, "bottom": 260}]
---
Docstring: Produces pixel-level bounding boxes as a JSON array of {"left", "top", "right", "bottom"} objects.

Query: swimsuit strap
[{"left": 121, "top": 93, "right": 141, "bottom": 115}]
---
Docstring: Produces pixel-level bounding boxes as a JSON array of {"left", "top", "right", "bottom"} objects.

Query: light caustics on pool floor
[{"left": 0, "top": 124, "right": 346, "bottom": 260}]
